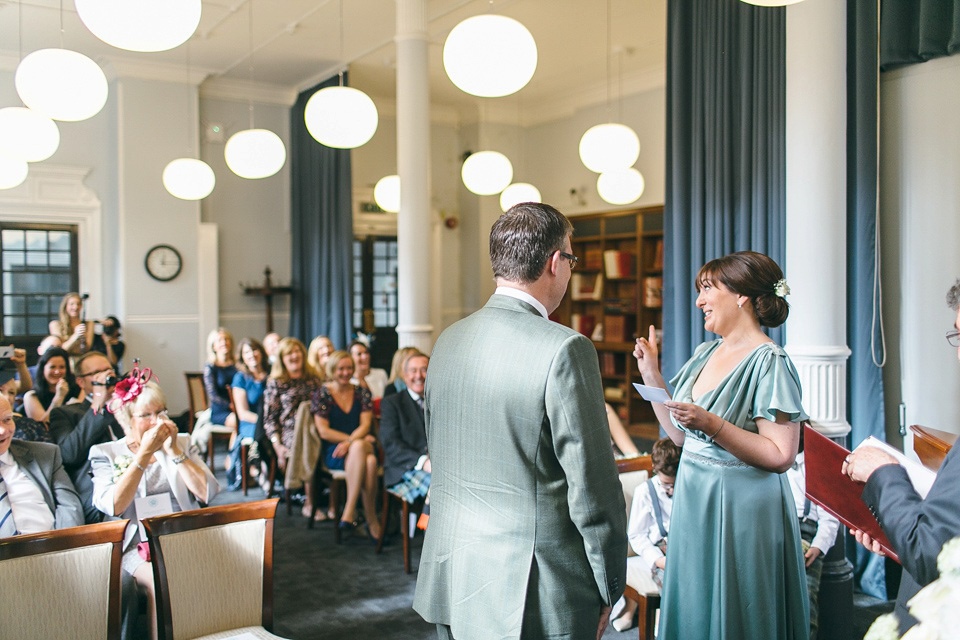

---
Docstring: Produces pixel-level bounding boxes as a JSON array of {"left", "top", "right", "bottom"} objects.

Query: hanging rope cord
[{"left": 871, "top": 3, "right": 887, "bottom": 369}]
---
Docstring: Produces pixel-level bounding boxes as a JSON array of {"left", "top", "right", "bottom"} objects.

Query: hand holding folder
[{"left": 803, "top": 425, "right": 902, "bottom": 563}]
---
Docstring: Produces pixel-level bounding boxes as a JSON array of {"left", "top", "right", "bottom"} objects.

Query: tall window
[
  {"left": 1, "top": 224, "right": 79, "bottom": 346},
  {"left": 352, "top": 236, "right": 398, "bottom": 369}
]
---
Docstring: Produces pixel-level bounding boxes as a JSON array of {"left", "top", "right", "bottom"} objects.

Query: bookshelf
[{"left": 554, "top": 205, "right": 664, "bottom": 441}]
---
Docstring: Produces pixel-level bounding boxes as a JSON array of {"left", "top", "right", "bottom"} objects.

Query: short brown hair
[
  {"left": 696, "top": 251, "right": 789, "bottom": 328},
  {"left": 75, "top": 350, "right": 109, "bottom": 376},
  {"left": 490, "top": 203, "right": 572, "bottom": 283},
  {"left": 651, "top": 437, "right": 682, "bottom": 477},
  {"left": 947, "top": 279, "right": 960, "bottom": 312}
]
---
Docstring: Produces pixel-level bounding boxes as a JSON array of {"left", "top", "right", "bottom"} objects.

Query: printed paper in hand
[
  {"left": 854, "top": 436, "right": 936, "bottom": 499},
  {"left": 632, "top": 383, "right": 671, "bottom": 404},
  {"left": 135, "top": 493, "right": 174, "bottom": 540}
]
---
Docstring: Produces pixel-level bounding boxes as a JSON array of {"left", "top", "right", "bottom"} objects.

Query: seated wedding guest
[
  {"left": 844, "top": 277, "right": 960, "bottom": 633},
  {"left": 263, "top": 338, "right": 323, "bottom": 515},
  {"left": 263, "top": 332, "right": 281, "bottom": 366},
  {"left": 49, "top": 292, "right": 94, "bottom": 356},
  {"left": 383, "top": 346, "right": 418, "bottom": 398},
  {"left": 381, "top": 351, "right": 429, "bottom": 503},
  {"left": 0, "top": 344, "right": 32, "bottom": 396},
  {"left": 607, "top": 403, "right": 641, "bottom": 459},
  {"left": 49, "top": 351, "right": 122, "bottom": 524},
  {"left": 204, "top": 327, "right": 238, "bottom": 429},
  {"left": 307, "top": 335, "right": 335, "bottom": 382},
  {"left": 227, "top": 338, "right": 269, "bottom": 491},
  {"left": 1, "top": 370, "right": 51, "bottom": 443},
  {"left": 613, "top": 437, "right": 681, "bottom": 632},
  {"left": 0, "top": 394, "right": 84, "bottom": 537},
  {"left": 26, "top": 335, "right": 62, "bottom": 392},
  {"left": 92, "top": 315, "right": 126, "bottom": 373},
  {"left": 787, "top": 449, "right": 839, "bottom": 640},
  {"left": 349, "top": 340, "right": 388, "bottom": 400},
  {"left": 90, "top": 375, "right": 219, "bottom": 640},
  {"left": 23, "top": 347, "right": 81, "bottom": 422},
  {"left": 314, "top": 350, "right": 380, "bottom": 538}
]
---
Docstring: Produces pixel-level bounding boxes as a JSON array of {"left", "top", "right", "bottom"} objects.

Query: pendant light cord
[
  {"left": 247, "top": 0, "right": 255, "bottom": 129},
  {"left": 606, "top": 0, "right": 612, "bottom": 121}
]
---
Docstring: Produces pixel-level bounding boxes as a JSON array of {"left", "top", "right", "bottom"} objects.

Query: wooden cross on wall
[{"left": 241, "top": 266, "right": 292, "bottom": 333}]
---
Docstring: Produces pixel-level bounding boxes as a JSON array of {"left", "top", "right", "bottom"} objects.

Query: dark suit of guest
[
  {"left": 380, "top": 390, "right": 427, "bottom": 487},
  {"left": 6, "top": 440, "right": 84, "bottom": 530},
  {"left": 862, "top": 442, "right": 960, "bottom": 632},
  {"left": 49, "top": 400, "right": 122, "bottom": 524}
]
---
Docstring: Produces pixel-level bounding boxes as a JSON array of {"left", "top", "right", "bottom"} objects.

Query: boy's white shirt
[
  {"left": 787, "top": 452, "right": 840, "bottom": 555},
  {"left": 627, "top": 474, "right": 672, "bottom": 573}
]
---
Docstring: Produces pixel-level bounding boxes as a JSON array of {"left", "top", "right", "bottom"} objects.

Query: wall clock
[{"left": 145, "top": 244, "right": 183, "bottom": 282}]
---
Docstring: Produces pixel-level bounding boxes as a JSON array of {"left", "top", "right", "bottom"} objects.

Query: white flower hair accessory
[{"left": 773, "top": 278, "right": 790, "bottom": 298}]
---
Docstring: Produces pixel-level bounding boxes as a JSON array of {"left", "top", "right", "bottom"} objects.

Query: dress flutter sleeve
[
  {"left": 750, "top": 345, "right": 808, "bottom": 424},
  {"left": 312, "top": 386, "right": 332, "bottom": 418}
]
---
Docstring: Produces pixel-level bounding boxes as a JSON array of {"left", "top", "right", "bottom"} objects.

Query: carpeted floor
[{"left": 210, "top": 454, "right": 892, "bottom": 640}]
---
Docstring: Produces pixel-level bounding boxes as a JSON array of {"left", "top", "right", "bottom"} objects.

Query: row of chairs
[{"left": 0, "top": 499, "right": 282, "bottom": 640}]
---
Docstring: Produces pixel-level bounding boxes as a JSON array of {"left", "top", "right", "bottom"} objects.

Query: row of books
[
  {"left": 580, "top": 241, "right": 664, "bottom": 273},
  {"left": 569, "top": 313, "right": 635, "bottom": 343},
  {"left": 570, "top": 274, "right": 662, "bottom": 308}
]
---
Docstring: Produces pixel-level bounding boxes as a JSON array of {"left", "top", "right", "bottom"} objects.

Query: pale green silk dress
[{"left": 658, "top": 340, "right": 810, "bottom": 640}]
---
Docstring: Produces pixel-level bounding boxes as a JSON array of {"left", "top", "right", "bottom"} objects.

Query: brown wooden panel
[{"left": 911, "top": 425, "right": 957, "bottom": 471}]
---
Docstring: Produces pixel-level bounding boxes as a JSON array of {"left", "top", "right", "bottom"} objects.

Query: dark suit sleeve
[
  {"left": 380, "top": 395, "right": 424, "bottom": 486},
  {"left": 49, "top": 406, "right": 111, "bottom": 469},
  {"left": 545, "top": 334, "right": 627, "bottom": 606},
  {"left": 48, "top": 446, "right": 84, "bottom": 529},
  {"left": 862, "top": 447, "right": 960, "bottom": 588}
]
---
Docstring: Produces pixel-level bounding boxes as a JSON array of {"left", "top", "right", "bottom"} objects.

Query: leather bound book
[{"left": 804, "top": 424, "right": 900, "bottom": 563}]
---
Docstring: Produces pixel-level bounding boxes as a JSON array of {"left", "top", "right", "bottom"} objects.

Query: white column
[
  {"left": 784, "top": 0, "right": 850, "bottom": 439},
  {"left": 394, "top": 0, "right": 433, "bottom": 353}
]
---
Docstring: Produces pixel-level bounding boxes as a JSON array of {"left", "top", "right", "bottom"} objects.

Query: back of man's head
[
  {"left": 947, "top": 279, "right": 960, "bottom": 311},
  {"left": 490, "top": 202, "right": 572, "bottom": 284}
]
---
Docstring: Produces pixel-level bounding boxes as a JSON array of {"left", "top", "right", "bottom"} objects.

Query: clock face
[{"left": 145, "top": 244, "right": 183, "bottom": 282}]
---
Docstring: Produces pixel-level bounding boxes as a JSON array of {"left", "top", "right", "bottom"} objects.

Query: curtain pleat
[
  {"left": 880, "top": 0, "right": 960, "bottom": 70},
  {"left": 289, "top": 74, "right": 354, "bottom": 350}
]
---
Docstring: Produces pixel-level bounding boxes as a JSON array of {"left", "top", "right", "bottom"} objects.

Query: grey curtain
[
  {"left": 663, "top": 0, "right": 786, "bottom": 379},
  {"left": 880, "top": 0, "right": 960, "bottom": 70},
  {"left": 289, "top": 73, "right": 354, "bottom": 350}
]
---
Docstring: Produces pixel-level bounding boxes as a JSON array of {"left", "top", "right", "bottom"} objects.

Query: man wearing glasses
[
  {"left": 414, "top": 203, "right": 626, "bottom": 640},
  {"left": 843, "top": 278, "right": 960, "bottom": 633},
  {"left": 49, "top": 351, "right": 121, "bottom": 524}
]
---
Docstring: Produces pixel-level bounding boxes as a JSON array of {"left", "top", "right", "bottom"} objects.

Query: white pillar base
[
  {"left": 785, "top": 345, "right": 852, "bottom": 439},
  {"left": 396, "top": 323, "right": 434, "bottom": 353}
]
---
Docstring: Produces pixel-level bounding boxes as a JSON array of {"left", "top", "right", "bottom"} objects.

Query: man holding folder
[{"left": 843, "top": 278, "right": 960, "bottom": 632}]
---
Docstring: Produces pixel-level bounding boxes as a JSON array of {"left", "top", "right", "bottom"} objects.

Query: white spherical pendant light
[
  {"left": 75, "top": 0, "right": 202, "bottom": 52},
  {"left": 461, "top": 151, "right": 513, "bottom": 196},
  {"left": 579, "top": 123, "right": 640, "bottom": 174},
  {"left": 598, "top": 168, "right": 645, "bottom": 205},
  {"left": 740, "top": 0, "right": 805, "bottom": 6},
  {"left": 0, "top": 107, "right": 60, "bottom": 162},
  {"left": 224, "top": 129, "right": 286, "bottom": 180},
  {"left": 0, "top": 153, "right": 29, "bottom": 190},
  {"left": 16, "top": 49, "right": 108, "bottom": 122},
  {"left": 304, "top": 86, "right": 378, "bottom": 149},
  {"left": 499, "top": 183, "right": 542, "bottom": 212},
  {"left": 163, "top": 158, "right": 215, "bottom": 200},
  {"left": 443, "top": 15, "right": 537, "bottom": 98},
  {"left": 374, "top": 175, "right": 400, "bottom": 213}
]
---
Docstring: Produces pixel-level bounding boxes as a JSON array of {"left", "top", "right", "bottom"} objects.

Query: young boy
[{"left": 612, "top": 437, "right": 682, "bottom": 632}]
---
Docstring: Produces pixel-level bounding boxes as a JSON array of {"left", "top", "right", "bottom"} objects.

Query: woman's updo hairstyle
[{"left": 696, "top": 251, "right": 789, "bottom": 328}]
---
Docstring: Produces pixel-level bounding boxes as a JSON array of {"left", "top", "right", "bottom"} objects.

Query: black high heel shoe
[{"left": 338, "top": 520, "right": 359, "bottom": 534}]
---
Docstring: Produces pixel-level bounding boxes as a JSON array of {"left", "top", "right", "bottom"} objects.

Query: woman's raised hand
[
  {"left": 140, "top": 423, "right": 172, "bottom": 455},
  {"left": 633, "top": 324, "right": 660, "bottom": 379},
  {"left": 54, "top": 378, "right": 70, "bottom": 399}
]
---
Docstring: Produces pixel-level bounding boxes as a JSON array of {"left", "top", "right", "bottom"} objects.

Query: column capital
[
  {"left": 396, "top": 0, "right": 427, "bottom": 39},
  {"left": 785, "top": 344, "right": 852, "bottom": 439}
]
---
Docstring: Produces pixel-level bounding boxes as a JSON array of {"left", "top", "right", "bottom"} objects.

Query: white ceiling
[{"left": 0, "top": 0, "right": 666, "bottom": 123}]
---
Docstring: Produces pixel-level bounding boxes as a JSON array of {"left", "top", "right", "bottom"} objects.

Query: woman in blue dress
[
  {"left": 226, "top": 337, "right": 269, "bottom": 490},
  {"left": 313, "top": 350, "right": 379, "bottom": 538},
  {"left": 633, "top": 251, "right": 809, "bottom": 640}
]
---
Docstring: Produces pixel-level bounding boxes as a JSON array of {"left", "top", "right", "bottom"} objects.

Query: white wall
[{"left": 880, "top": 55, "right": 960, "bottom": 438}]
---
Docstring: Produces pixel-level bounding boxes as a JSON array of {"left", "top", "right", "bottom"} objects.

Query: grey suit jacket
[
  {"left": 8, "top": 439, "right": 85, "bottom": 530},
  {"left": 413, "top": 294, "right": 627, "bottom": 640}
]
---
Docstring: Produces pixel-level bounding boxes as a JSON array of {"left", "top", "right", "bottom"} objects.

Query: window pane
[
  {"left": 27, "top": 316, "right": 47, "bottom": 335},
  {"left": 3, "top": 251, "right": 25, "bottom": 270},
  {"left": 374, "top": 310, "right": 386, "bottom": 326},
  {"left": 48, "top": 231, "right": 70, "bottom": 251},
  {"left": 4, "top": 296, "right": 24, "bottom": 314},
  {"left": 4, "top": 316, "right": 25, "bottom": 336},
  {"left": 25, "top": 230, "right": 47, "bottom": 251},
  {"left": 27, "top": 296, "right": 46, "bottom": 314},
  {"left": 49, "top": 295, "right": 61, "bottom": 314},
  {"left": 49, "top": 273, "right": 71, "bottom": 292},
  {"left": 26, "top": 252, "right": 47, "bottom": 267},
  {"left": 2, "top": 229, "right": 25, "bottom": 250},
  {"left": 49, "top": 252, "right": 70, "bottom": 267},
  {"left": 373, "top": 242, "right": 386, "bottom": 258}
]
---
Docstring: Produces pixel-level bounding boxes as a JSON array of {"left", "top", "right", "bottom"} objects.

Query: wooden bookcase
[{"left": 553, "top": 205, "right": 664, "bottom": 441}]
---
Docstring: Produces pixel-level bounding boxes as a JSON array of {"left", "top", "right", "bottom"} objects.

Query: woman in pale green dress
[{"left": 633, "top": 251, "right": 809, "bottom": 640}]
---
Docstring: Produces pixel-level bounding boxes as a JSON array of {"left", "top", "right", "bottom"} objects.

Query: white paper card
[
  {"left": 220, "top": 634, "right": 260, "bottom": 640},
  {"left": 854, "top": 436, "right": 936, "bottom": 499},
  {"left": 135, "top": 493, "right": 174, "bottom": 540},
  {"left": 632, "top": 383, "right": 671, "bottom": 404}
]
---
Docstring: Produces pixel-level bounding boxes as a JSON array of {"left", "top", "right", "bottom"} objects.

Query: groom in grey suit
[{"left": 414, "top": 203, "right": 627, "bottom": 640}]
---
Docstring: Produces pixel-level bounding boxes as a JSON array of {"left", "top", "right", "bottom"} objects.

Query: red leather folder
[{"left": 803, "top": 425, "right": 900, "bottom": 563}]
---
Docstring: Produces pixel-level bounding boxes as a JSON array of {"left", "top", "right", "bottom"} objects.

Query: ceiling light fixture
[
  {"left": 597, "top": 167, "right": 645, "bottom": 205},
  {"left": 164, "top": 44, "right": 215, "bottom": 200},
  {"left": 304, "top": 0, "right": 378, "bottom": 149},
  {"left": 0, "top": 152, "right": 29, "bottom": 190},
  {"left": 15, "top": 48, "right": 108, "bottom": 122},
  {"left": 0, "top": 107, "right": 60, "bottom": 163},
  {"left": 740, "top": 0, "right": 805, "bottom": 6},
  {"left": 443, "top": 14, "right": 537, "bottom": 98},
  {"left": 500, "top": 183, "right": 542, "bottom": 212},
  {"left": 75, "top": 0, "right": 202, "bottom": 52},
  {"left": 462, "top": 150, "right": 513, "bottom": 196},
  {"left": 374, "top": 175, "right": 400, "bottom": 213}
]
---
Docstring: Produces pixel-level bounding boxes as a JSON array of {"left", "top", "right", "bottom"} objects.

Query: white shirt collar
[
  {"left": 407, "top": 388, "right": 422, "bottom": 402},
  {"left": 0, "top": 450, "right": 13, "bottom": 466},
  {"left": 494, "top": 286, "right": 549, "bottom": 319}
]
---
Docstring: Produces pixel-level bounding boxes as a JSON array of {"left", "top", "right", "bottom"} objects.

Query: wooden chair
[
  {"left": 184, "top": 371, "right": 232, "bottom": 470},
  {"left": 226, "top": 384, "right": 254, "bottom": 495},
  {"left": 616, "top": 455, "right": 661, "bottom": 640},
  {"left": 376, "top": 492, "right": 425, "bottom": 573},
  {"left": 0, "top": 520, "right": 128, "bottom": 640},
  {"left": 143, "top": 499, "right": 284, "bottom": 640}
]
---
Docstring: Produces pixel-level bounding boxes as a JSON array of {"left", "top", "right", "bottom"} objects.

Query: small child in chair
[{"left": 611, "top": 437, "right": 682, "bottom": 632}]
